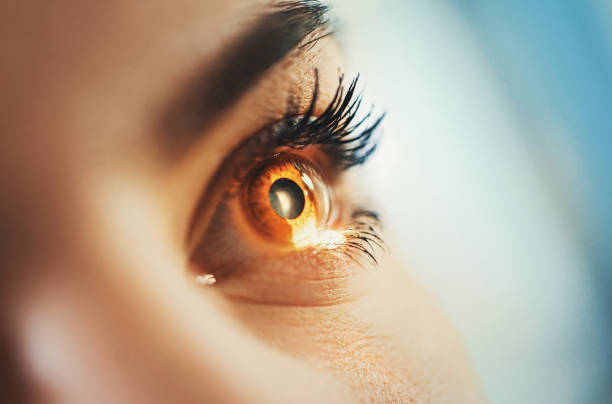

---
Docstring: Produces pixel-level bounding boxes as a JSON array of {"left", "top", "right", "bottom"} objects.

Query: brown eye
[{"left": 242, "top": 153, "right": 331, "bottom": 246}]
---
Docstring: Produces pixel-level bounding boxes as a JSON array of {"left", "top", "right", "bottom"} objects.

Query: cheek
[{"left": 226, "top": 259, "right": 485, "bottom": 403}]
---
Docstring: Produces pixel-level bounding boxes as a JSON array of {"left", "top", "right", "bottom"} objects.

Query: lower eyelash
[{"left": 336, "top": 209, "right": 386, "bottom": 266}]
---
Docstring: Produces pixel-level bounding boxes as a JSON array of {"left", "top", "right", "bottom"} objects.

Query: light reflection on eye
[{"left": 242, "top": 152, "right": 333, "bottom": 246}]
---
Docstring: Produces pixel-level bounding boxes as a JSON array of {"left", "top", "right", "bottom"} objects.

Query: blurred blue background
[{"left": 335, "top": 1, "right": 612, "bottom": 403}]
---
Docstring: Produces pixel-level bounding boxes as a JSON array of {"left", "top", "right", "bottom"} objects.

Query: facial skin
[{"left": 1, "top": 1, "right": 485, "bottom": 403}]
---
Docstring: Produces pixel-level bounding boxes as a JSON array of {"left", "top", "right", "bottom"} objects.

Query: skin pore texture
[{"left": 0, "top": 0, "right": 485, "bottom": 403}]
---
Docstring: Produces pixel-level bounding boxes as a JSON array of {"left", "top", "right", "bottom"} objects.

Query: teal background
[{"left": 335, "top": 1, "right": 612, "bottom": 402}]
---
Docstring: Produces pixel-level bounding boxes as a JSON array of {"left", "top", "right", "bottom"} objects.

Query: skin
[{"left": 0, "top": 1, "right": 485, "bottom": 402}]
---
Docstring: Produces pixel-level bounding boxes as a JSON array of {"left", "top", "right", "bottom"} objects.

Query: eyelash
[
  {"left": 274, "top": 70, "right": 386, "bottom": 170},
  {"left": 342, "top": 209, "right": 386, "bottom": 265},
  {"left": 221, "top": 70, "right": 385, "bottom": 196}
]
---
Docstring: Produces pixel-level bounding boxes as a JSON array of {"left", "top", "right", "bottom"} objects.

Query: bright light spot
[
  {"left": 291, "top": 219, "right": 318, "bottom": 247},
  {"left": 301, "top": 172, "right": 315, "bottom": 190},
  {"left": 196, "top": 274, "right": 216, "bottom": 286},
  {"left": 315, "top": 230, "right": 346, "bottom": 249},
  {"left": 277, "top": 192, "right": 292, "bottom": 213},
  {"left": 292, "top": 226, "right": 345, "bottom": 250}
]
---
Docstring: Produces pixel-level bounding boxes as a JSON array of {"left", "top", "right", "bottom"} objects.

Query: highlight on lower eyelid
[{"left": 196, "top": 273, "right": 216, "bottom": 286}]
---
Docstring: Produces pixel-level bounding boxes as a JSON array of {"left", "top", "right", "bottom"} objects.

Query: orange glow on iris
[{"left": 242, "top": 153, "right": 332, "bottom": 246}]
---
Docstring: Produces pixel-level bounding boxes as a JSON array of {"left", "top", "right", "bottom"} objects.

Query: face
[{"left": 1, "top": 1, "right": 485, "bottom": 402}]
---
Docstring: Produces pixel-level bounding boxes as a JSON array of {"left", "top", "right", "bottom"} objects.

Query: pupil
[{"left": 269, "top": 178, "right": 305, "bottom": 219}]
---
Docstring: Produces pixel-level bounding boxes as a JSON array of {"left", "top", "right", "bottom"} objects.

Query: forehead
[
  {"left": 2, "top": 0, "right": 257, "bottom": 68},
  {"left": 0, "top": 0, "right": 266, "bottom": 149}
]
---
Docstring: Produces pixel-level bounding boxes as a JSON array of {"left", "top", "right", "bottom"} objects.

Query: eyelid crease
[{"left": 185, "top": 70, "right": 384, "bottom": 253}]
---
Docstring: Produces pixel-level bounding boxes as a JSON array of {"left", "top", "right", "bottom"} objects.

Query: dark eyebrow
[{"left": 159, "top": 1, "right": 330, "bottom": 155}]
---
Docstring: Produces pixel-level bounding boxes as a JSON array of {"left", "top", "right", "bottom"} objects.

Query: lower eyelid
[
  {"left": 211, "top": 251, "right": 366, "bottom": 307},
  {"left": 190, "top": 194, "right": 350, "bottom": 280},
  {"left": 190, "top": 201, "right": 363, "bottom": 306},
  {"left": 189, "top": 192, "right": 384, "bottom": 301},
  {"left": 191, "top": 185, "right": 383, "bottom": 266}
]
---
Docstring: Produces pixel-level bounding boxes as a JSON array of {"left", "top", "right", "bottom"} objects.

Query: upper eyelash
[
  {"left": 221, "top": 70, "right": 384, "bottom": 195},
  {"left": 268, "top": 69, "right": 386, "bottom": 170}
]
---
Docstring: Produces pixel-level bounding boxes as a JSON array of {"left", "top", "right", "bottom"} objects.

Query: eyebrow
[{"left": 160, "top": 1, "right": 331, "bottom": 154}]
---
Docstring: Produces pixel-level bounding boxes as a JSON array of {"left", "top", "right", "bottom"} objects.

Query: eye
[
  {"left": 242, "top": 152, "right": 331, "bottom": 246},
  {"left": 187, "top": 73, "right": 385, "bottom": 304}
]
